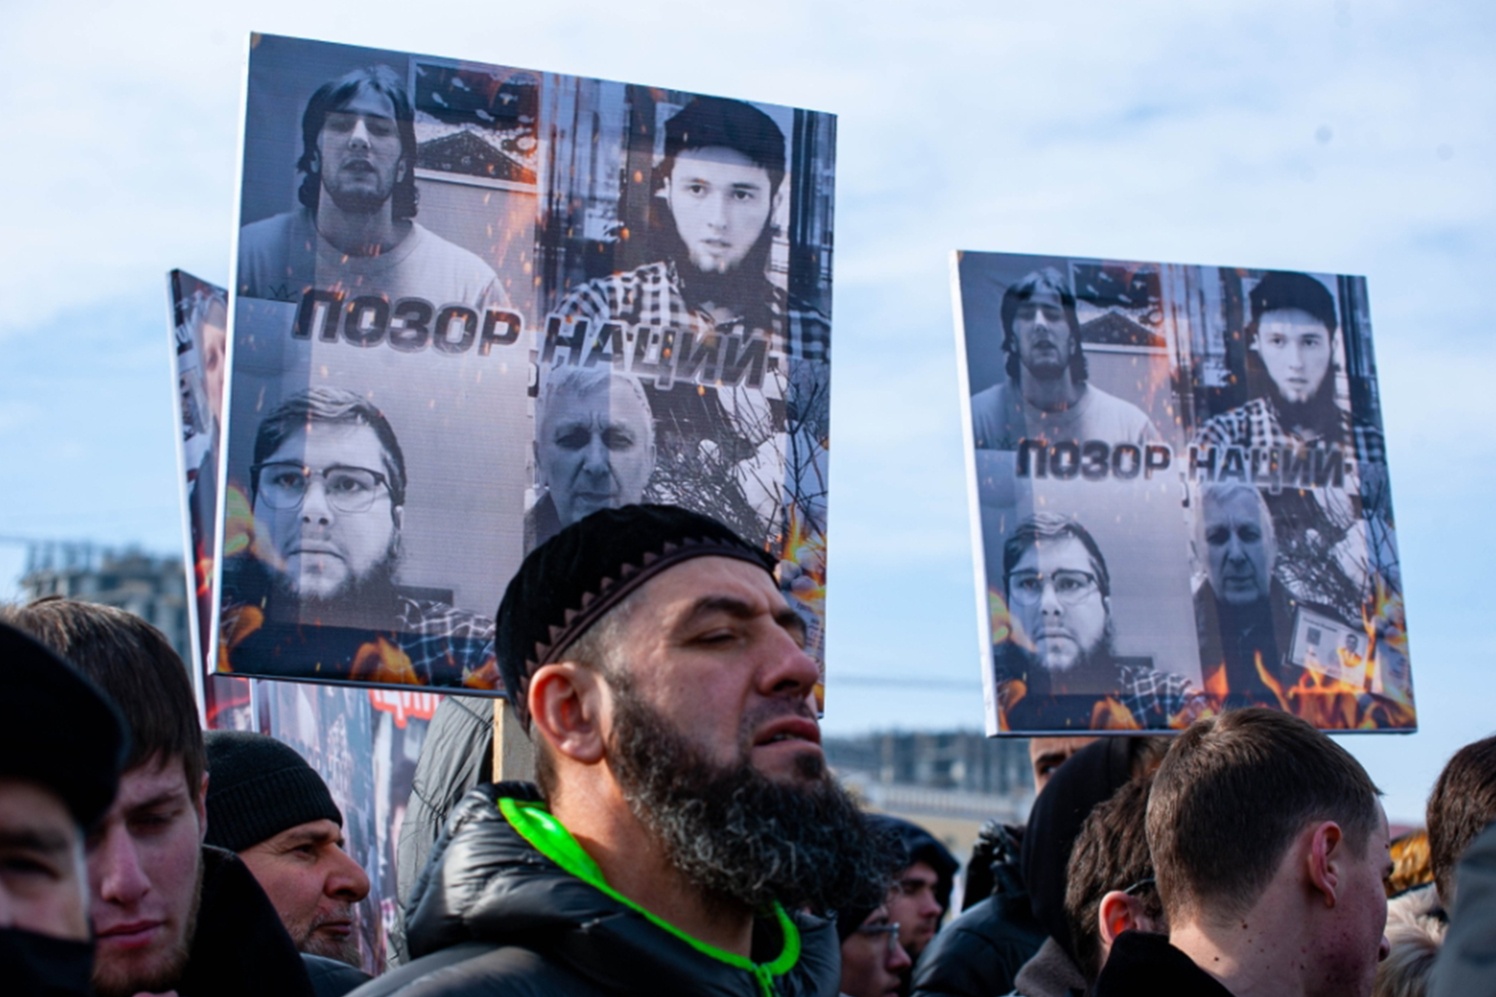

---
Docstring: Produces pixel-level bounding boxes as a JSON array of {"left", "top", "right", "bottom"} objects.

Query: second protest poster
[
  {"left": 216, "top": 34, "right": 836, "bottom": 694},
  {"left": 954, "top": 252, "right": 1412, "bottom": 735}
]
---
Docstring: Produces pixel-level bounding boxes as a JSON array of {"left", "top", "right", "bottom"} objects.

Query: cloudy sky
[{"left": 1, "top": 0, "right": 1491, "bottom": 822}]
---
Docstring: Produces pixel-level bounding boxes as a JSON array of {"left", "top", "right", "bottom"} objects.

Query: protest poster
[
  {"left": 215, "top": 34, "right": 835, "bottom": 693},
  {"left": 953, "top": 252, "right": 1412, "bottom": 734},
  {"left": 169, "top": 269, "right": 256, "bottom": 729},
  {"left": 172, "top": 269, "right": 437, "bottom": 972}
]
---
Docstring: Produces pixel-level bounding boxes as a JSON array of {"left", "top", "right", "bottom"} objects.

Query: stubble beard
[
  {"left": 605, "top": 671, "right": 898, "bottom": 917},
  {"left": 299, "top": 907, "right": 362, "bottom": 967},
  {"left": 321, "top": 169, "right": 394, "bottom": 217},
  {"left": 92, "top": 866, "right": 203, "bottom": 997}
]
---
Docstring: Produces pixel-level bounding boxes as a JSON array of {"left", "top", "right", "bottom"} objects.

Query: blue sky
[{"left": 1, "top": 0, "right": 1492, "bottom": 823}]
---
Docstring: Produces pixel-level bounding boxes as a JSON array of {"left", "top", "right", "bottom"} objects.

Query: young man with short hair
[
  {"left": 1094, "top": 708, "right": 1391, "bottom": 997},
  {"left": 1, "top": 598, "right": 315, "bottom": 997}
]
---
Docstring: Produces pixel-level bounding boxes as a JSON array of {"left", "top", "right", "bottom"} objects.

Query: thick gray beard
[
  {"left": 93, "top": 863, "right": 203, "bottom": 997},
  {"left": 606, "top": 672, "right": 899, "bottom": 917}
]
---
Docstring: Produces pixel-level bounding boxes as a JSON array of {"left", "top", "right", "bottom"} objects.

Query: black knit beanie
[
  {"left": 495, "top": 503, "right": 775, "bottom": 730},
  {"left": 203, "top": 730, "right": 342, "bottom": 852},
  {"left": 0, "top": 621, "right": 128, "bottom": 829}
]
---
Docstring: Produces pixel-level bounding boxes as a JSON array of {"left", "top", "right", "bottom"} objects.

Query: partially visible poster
[
  {"left": 169, "top": 269, "right": 255, "bottom": 729},
  {"left": 954, "top": 253, "right": 1412, "bottom": 734},
  {"left": 216, "top": 34, "right": 835, "bottom": 694}
]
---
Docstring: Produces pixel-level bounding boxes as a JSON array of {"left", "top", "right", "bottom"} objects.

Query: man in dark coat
[
  {"left": 359, "top": 505, "right": 895, "bottom": 995},
  {"left": 2, "top": 599, "right": 316, "bottom": 997},
  {"left": 0, "top": 623, "right": 127, "bottom": 997}
]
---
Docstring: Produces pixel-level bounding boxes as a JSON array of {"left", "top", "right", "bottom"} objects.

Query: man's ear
[
  {"left": 528, "top": 662, "right": 606, "bottom": 766},
  {"left": 1098, "top": 890, "right": 1143, "bottom": 947},
  {"left": 391, "top": 504, "right": 405, "bottom": 533},
  {"left": 1305, "top": 820, "right": 1344, "bottom": 908}
]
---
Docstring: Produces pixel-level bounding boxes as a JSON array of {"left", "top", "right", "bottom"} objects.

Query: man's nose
[
  {"left": 348, "top": 116, "right": 372, "bottom": 147},
  {"left": 888, "top": 939, "right": 912, "bottom": 973},
  {"left": 706, "top": 191, "right": 730, "bottom": 228},
  {"left": 1039, "top": 580, "right": 1065, "bottom": 613},
  {"left": 95, "top": 826, "right": 150, "bottom": 907},
  {"left": 580, "top": 435, "right": 611, "bottom": 474},
  {"left": 326, "top": 848, "right": 370, "bottom": 903},
  {"left": 759, "top": 629, "right": 820, "bottom": 700},
  {"left": 301, "top": 479, "right": 334, "bottom": 523}
]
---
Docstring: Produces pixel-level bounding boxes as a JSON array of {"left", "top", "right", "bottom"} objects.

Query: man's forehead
[
  {"left": 261, "top": 817, "right": 342, "bottom": 848},
  {"left": 1259, "top": 307, "right": 1332, "bottom": 335},
  {"left": 636, "top": 554, "right": 782, "bottom": 615},
  {"left": 1205, "top": 491, "right": 1262, "bottom": 527},
  {"left": 330, "top": 86, "right": 397, "bottom": 121},
  {"left": 1017, "top": 289, "right": 1065, "bottom": 310},
  {"left": 545, "top": 382, "right": 649, "bottom": 427},
  {"left": 1016, "top": 535, "right": 1089, "bottom": 569},
  {"left": 0, "top": 776, "right": 75, "bottom": 834},
  {"left": 902, "top": 860, "right": 939, "bottom": 883},
  {"left": 269, "top": 420, "right": 385, "bottom": 464},
  {"left": 672, "top": 145, "right": 771, "bottom": 182},
  {"left": 117, "top": 755, "right": 193, "bottom": 807}
]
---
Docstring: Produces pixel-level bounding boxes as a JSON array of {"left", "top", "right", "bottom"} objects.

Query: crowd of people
[{"left": 2, "top": 502, "right": 1492, "bottom": 996}]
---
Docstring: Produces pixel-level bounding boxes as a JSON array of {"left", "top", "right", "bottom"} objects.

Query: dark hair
[
  {"left": 252, "top": 386, "right": 408, "bottom": 509},
  {"left": 0, "top": 598, "right": 205, "bottom": 802},
  {"left": 1248, "top": 271, "right": 1338, "bottom": 337},
  {"left": 1065, "top": 772, "right": 1161, "bottom": 982},
  {"left": 1147, "top": 708, "right": 1382, "bottom": 921},
  {"left": 1003, "top": 513, "right": 1111, "bottom": 599},
  {"left": 661, "top": 96, "right": 786, "bottom": 194},
  {"left": 297, "top": 65, "right": 419, "bottom": 221},
  {"left": 1000, "top": 268, "right": 1088, "bottom": 384},
  {"left": 1426, "top": 734, "right": 1496, "bottom": 904}
]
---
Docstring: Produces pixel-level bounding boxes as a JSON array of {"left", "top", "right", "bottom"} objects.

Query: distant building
[
  {"left": 826, "top": 730, "right": 1034, "bottom": 871},
  {"left": 17, "top": 543, "right": 191, "bottom": 665}
]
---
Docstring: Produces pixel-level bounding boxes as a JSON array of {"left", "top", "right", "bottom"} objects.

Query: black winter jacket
[
  {"left": 179, "top": 846, "right": 315, "bottom": 997},
  {"left": 1092, "top": 931, "right": 1233, "bottom": 997},
  {"left": 390, "top": 694, "right": 494, "bottom": 963},
  {"left": 352, "top": 782, "right": 840, "bottom": 997}
]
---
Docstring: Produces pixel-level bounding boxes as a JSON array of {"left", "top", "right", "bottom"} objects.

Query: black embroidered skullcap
[
  {"left": 0, "top": 621, "right": 129, "bottom": 829},
  {"left": 496, "top": 504, "right": 775, "bottom": 730}
]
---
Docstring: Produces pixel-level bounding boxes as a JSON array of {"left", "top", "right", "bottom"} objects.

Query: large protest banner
[
  {"left": 215, "top": 34, "right": 836, "bottom": 693},
  {"left": 172, "top": 269, "right": 436, "bottom": 972},
  {"left": 953, "top": 252, "right": 1412, "bottom": 734}
]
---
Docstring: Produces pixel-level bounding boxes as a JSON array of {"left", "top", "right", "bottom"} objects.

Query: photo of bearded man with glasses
[
  {"left": 220, "top": 386, "right": 495, "bottom": 687},
  {"left": 993, "top": 513, "right": 1204, "bottom": 731}
]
